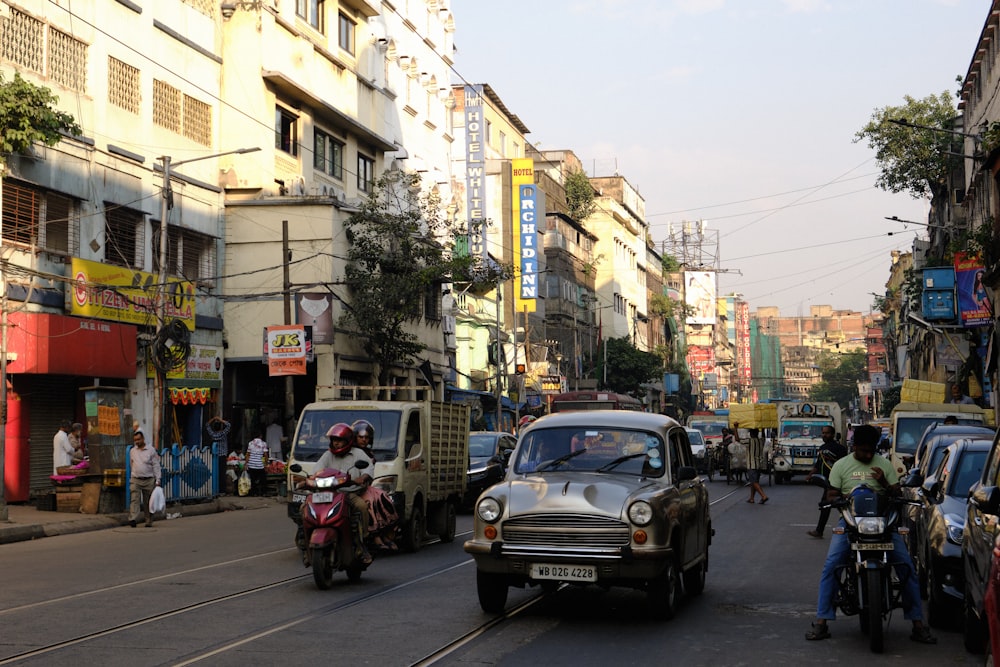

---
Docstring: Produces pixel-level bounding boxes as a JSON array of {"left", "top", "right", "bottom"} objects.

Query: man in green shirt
[{"left": 805, "top": 424, "right": 935, "bottom": 644}]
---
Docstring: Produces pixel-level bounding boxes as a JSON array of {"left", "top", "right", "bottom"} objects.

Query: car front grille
[
  {"left": 792, "top": 447, "right": 815, "bottom": 458},
  {"left": 502, "top": 513, "right": 630, "bottom": 548}
]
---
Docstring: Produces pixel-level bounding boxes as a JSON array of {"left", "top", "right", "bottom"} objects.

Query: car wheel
[
  {"left": 477, "top": 570, "right": 509, "bottom": 613},
  {"left": 683, "top": 554, "right": 707, "bottom": 596},
  {"left": 926, "top": 563, "right": 947, "bottom": 628},
  {"left": 964, "top": 583, "right": 987, "bottom": 653},
  {"left": 648, "top": 559, "right": 679, "bottom": 620}
]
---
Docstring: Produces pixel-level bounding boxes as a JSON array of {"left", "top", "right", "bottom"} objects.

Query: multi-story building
[
  {"left": 220, "top": 0, "right": 457, "bottom": 441},
  {"left": 0, "top": 0, "right": 230, "bottom": 498}
]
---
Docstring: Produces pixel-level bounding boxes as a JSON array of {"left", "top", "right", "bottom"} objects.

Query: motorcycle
[
  {"left": 289, "top": 462, "right": 371, "bottom": 589},
  {"left": 811, "top": 475, "right": 921, "bottom": 653}
]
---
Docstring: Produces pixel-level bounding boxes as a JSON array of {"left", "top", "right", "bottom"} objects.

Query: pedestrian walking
[
  {"left": 128, "top": 430, "right": 161, "bottom": 528},
  {"left": 805, "top": 425, "right": 848, "bottom": 538},
  {"left": 745, "top": 428, "right": 769, "bottom": 504}
]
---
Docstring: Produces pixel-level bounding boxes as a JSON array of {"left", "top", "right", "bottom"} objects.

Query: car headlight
[
  {"left": 477, "top": 497, "right": 502, "bottom": 523},
  {"left": 857, "top": 517, "right": 885, "bottom": 535},
  {"left": 945, "top": 513, "right": 965, "bottom": 545},
  {"left": 628, "top": 500, "right": 653, "bottom": 526}
]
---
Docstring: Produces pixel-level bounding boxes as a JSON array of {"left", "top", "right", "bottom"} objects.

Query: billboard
[
  {"left": 955, "top": 252, "right": 991, "bottom": 327},
  {"left": 513, "top": 158, "right": 537, "bottom": 313},
  {"left": 464, "top": 85, "right": 487, "bottom": 263},
  {"left": 685, "top": 271, "right": 716, "bottom": 325},
  {"left": 736, "top": 300, "right": 751, "bottom": 385}
]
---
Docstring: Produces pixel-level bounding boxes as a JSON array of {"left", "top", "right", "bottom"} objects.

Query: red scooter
[{"left": 292, "top": 463, "right": 371, "bottom": 589}]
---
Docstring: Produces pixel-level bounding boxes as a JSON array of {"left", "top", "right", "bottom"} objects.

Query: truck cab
[
  {"left": 888, "top": 401, "right": 989, "bottom": 477},
  {"left": 770, "top": 401, "right": 842, "bottom": 483}
]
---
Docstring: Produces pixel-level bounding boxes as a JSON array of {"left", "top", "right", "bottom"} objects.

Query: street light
[{"left": 153, "top": 147, "right": 259, "bottom": 449}]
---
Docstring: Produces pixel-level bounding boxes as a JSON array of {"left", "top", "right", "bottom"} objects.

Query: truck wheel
[
  {"left": 438, "top": 502, "right": 457, "bottom": 543},
  {"left": 400, "top": 504, "right": 425, "bottom": 553},
  {"left": 477, "top": 570, "right": 509, "bottom": 613}
]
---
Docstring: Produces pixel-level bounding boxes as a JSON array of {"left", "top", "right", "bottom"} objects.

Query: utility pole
[
  {"left": 282, "top": 220, "right": 295, "bottom": 438},
  {"left": 0, "top": 257, "right": 8, "bottom": 522}
]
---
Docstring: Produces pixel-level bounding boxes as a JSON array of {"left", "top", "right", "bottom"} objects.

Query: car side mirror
[
  {"left": 355, "top": 460, "right": 369, "bottom": 470},
  {"left": 972, "top": 485, "right": 1000, "bottom": 515},
  {"left": 920, "top": 478, "right": 940, "bottom": 500},
  {"left": 902, "top": 470, "right": 924, "bottom": 488},
  {"left": 677, "top": 465, "right": 697, "bottom": 482}
]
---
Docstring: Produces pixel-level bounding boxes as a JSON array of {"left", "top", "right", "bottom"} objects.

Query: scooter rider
[
  {"left": 313, "top": 423, "right": 375, "bottom": 565},
  {"left": 805, "top": 424, "right": 935, "bottom": 644}
]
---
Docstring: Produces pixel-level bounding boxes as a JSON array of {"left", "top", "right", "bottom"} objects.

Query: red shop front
[{"left": 4, "top": 313, "right": 136, "bottom": 501}]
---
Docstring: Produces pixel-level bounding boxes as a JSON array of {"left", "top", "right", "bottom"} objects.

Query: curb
[{"left": 0, "top": 496, "right": 279, "bottom": 545}]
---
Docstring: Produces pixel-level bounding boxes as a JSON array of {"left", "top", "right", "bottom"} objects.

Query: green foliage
[
  {"left": 853, "top": 92, "right": 958, "bottom": 200},
  {"left": 661, "top": 255, "right": 682, "bottom": 272},
  {"left": 600, "top": 336, "right": 662, "bottom": 395},
  {"left": 809, "top": 351, "right": 867, "bottom": 410},
  {"left": 880, "top": 385, "right": 901, "bottom": 416},
  {"left": 565, "top": 169, "right": 596, "bottom": 222},
  {"left": 0, "top": 72, "right": 81, "bottom": 157},
  {"left": 341, "top": 171, "right": 510, "bottom": 385}
]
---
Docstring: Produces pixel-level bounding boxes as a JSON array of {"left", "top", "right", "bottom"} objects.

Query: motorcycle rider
[
  {"left": 805, "top": 425, "right": 848, "bottom": 538},
  {"left": 312, "top": 423, "right": 375, "bottom": 565},
  {"left": 805, "top": 424, "right": 935, "bottom": 644}
]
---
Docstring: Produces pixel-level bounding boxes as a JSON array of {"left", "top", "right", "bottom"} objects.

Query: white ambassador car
[{"left": 464, "top": 411, "right": 712, "bottom": 619}]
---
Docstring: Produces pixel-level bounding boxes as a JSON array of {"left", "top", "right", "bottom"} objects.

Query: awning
[{"left": 168, "top": 387, "right": 214, "bottom": 405}]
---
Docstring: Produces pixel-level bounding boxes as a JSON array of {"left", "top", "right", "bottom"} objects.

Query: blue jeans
[{"left": 816, "top": 520, "right": 923, "bottom": 621}]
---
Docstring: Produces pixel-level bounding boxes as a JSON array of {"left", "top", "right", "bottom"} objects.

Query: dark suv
[{"left": 962, "top": 429, "right": 1000, "bottom": 653}]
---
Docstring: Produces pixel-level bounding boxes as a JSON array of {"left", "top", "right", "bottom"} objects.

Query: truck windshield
[
  {"left": 292, "top": 410, "right": 402, "bottom": 462},
  {"left": 690, "top": 422, "right": 725, "bottom": 437},
  {"left": 779, "top": 420, "right": 826, "bottom": 439},
  {"left": 895, "top": 417, "right": 982, "bottom": 457}
]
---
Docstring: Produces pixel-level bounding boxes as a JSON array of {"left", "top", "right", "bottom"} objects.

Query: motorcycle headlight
[
  {"left": 857, "top": 517, "right": 885, "bottom": 535},
  {"left": 477, "top": 497, "right": 503, "bottom": 523},
  {"left": 628, "top": 500, "right": 653, "bottom": 526},
  {"left": 945, "top": 514, "right": 965, "bottom": 546}
]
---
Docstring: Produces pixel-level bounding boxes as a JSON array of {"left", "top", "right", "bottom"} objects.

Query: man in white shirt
[
  {"left": 266, "top": 420, "right": 284, "bottom": 461},
  {"left": 52, "top": 421, "right": 74, "bottom": 474}
]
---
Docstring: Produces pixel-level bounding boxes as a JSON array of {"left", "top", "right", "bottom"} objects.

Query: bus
[{"left": 549, "top": 390, "right": 643, "bottom": 413}]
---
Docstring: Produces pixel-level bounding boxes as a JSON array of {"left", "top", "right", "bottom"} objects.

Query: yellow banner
[{"left": 69, "top": 258, "right": 196, "bottom": 331}]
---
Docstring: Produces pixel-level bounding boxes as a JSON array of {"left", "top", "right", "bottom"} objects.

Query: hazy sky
[{"left": 449, "top": 0, "right": 988, "bottom": 317}]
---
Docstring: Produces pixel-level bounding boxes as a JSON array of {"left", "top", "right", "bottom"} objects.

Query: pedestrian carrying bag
[
  {"left": 238, "top": 469, "right": 251, "bottom": 496},
  {"left": 149, "top": 486, "right": 166, "bottom": 514}
]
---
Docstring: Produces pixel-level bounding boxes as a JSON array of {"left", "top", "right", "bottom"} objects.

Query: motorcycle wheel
[
  {"left": 866, "top": 568, "right": 884, "bottom": 653},
  {"left": 312, "top": 546, "right": 334, "bottom": 590}
]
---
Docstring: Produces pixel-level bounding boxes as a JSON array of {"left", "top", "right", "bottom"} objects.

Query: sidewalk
[{"left": 0, "top": 494, "right": 282, "bottom": 545}]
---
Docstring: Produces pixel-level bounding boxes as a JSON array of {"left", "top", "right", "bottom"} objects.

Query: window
[
  {"left": 424, "top": 282, "right": 442, "bottom": 320},
  {"left": 275, "top": 107, "right": 298, "bottom": 156},
  {"left": 338, "top": 12, "right": 355, "bottom": 54},
  {"left": 499, "top": 130, "right": 506, "bottom": 157},
  {"left": 152, "top": 80, "right": 211, "bottom": 145},
  {"left": 104, "top": 204, "right": 144, "bottom": 268},
  {"left": 153, "top": 79, "right": 182, "bottom": 133},
  {"left": 108, "top": 57, "right": 140, "bottom": 114},
  {"left": 152, "top": 223, "right": 216, "bottom": 283},
  {"left": 358, "top": 153, "right": 374, "bottom": 192},
  {"left": 314, "top": 129, "right": 344, "bottom": 179},
  {"left": 0, "top": 180, "right": 79, "bottom": 254},
  {"left": 296, "top": 0, "right": 325, "bottom": 31}
]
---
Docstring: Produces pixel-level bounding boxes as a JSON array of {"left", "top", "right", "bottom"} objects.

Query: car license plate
[
  {"left": 529, "top": 563, "right": 597, "bottom": 582},
  {"left": 292, "top": 493, "right": 307, "bottom": 504},
  {"left": 311, "top": 492, "right": 334, "bottom": 504},
  {"left": 851, "top": 542, "right": 894, "bottom": 551},
  {"left": 793, "top": 457, "right": 813, "bottom": 465}
]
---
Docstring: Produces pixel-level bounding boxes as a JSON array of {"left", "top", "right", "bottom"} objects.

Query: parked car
[
  {"left": 962, "top": 430, "right": 1000, "bottom": 653},
  {"left": 908, "top": 438, "right": 991, "bottom": 626},
  {"left": 986, "top": 532, "right": 1000, "bottom": 663},
  {"left": 685, "top": 427, "right": 713, "bottom": 481},
  {"left": 464, "top": 431, "right": 517, "bottom": 509},
  {"left": 464, "top": 410, "right": 712, "bottom": 620}
]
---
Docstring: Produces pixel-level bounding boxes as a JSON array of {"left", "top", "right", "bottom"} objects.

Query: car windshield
[
  {"left": 291, "top": 409, "right": 401, "bottom": 462},
  {"left": 896, "top": 417, "right": 982, "bottom": 456},
  {"left": 469, "top": 434, "right": 499, "bottom": 458},
  {"left": 512, "top": 426, "right": 665, "bottom": 477},
  {"left": 947, "top": 449, "right": 988, "bottom": 498},
  {"left": 685, "top": 430, "right": 705, "bottom": 447},
  {"left": 690, "top": 422, "right": 724, "bottom": 437}
]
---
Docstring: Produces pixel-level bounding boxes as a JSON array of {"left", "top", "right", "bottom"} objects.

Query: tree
[
  {"left": 0, "top": 72, "right": 81, "bottom": 157},
  {"left": 341, "top": 171, "right": 510, "bottom": 387},
  {"left": 600, "top": 336, "right": 662, "bottom": 396},
  {"left": 853, "top": 91, "right": 958, "bottom": 201},
  {"left": 565, "top": 169, "right": 596, "bottom": 222},
  {"left": 809, "top": 351, "right": 867, "bottom": 411}
]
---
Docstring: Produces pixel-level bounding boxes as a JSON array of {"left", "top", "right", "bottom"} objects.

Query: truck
[
  {"left": 286, "top": 395, "right": 470, "bottom": 552},
  {"left": 770, "top": 401, "right": 844, "bottom": 483},
  {"left": 686, "top": 412, "right": 729, "bottom": 449},
  {"left": 887, "top": 401, "right": 990, "bottom": 478}
]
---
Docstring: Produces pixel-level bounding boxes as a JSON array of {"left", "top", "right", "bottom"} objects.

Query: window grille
[
  {"left": 183, "top": 94, "right": 212, "bottom": 146},
  {"left": 108, "top": 56, "right": 140, "bottom": 114},
  {"left": 153, "top": 80, "right": 182, "bottom": 133},
  {"left": 48, "top": 27, "right": 87, "bottom": 92},
  {"left": 1, "top": 8, "right": 44, "bottom": 73},
  {"left": 1, "top": 180, "right": 79, "bottom": 254},
  {"left": 104, "top": 204, "right": 144, "bottom": 268}
]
